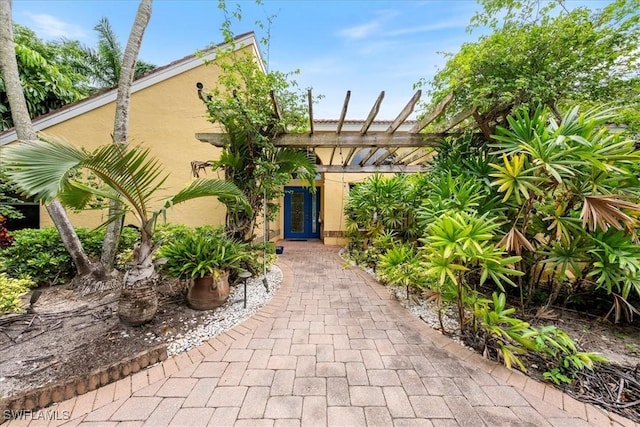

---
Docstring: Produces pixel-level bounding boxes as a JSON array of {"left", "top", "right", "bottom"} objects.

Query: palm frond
[
  {"left": 580, "top": 195, "right": 640, "bottom": 232},
  {"left": 165, "top": 178, "right": 249, "bottom": 210},
  {"left": 59, "top": 180, "right": 108, "bottom": 210},
  {"left": 3, "top": 136, "right": 169, "bottom": 224},
  {"left": 606, "top": 293, "right": 640, "bottom": 324},
  {"left": 2, "top": 137, "right": 89, "bottom": 201},
  {"left": 94, "top": 17, "right": 122, "bottom": 86},
  {"left": 498, "top": 227, "right": 535, "bottom": 255},
  {"left": 77, "top": 143, "right": 167, "bottom": 221},
  {"left": 152, "top": 178, "right": 249, "bottom": 230},
  {"left": 274, "top": 148, "right": 316, "bottom": 179}
]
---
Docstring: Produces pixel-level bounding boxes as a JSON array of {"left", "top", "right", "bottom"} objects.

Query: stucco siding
[{"left": 24, "top": 47, "right": 262, "bottom": 229}]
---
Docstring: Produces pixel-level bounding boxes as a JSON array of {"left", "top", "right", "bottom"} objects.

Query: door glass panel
[
  {"left": 311, "top": 191, "right": 317, "bottom": 234},
  {"left": 290, "top": 192, "right": 305, "bottom": 233}
]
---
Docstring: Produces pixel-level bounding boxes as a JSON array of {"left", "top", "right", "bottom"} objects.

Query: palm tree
[
  {"left": 2, "top": 136, "right": 250, "bottom": 325},
  {"left": 84, "top": 17, "right": 155, "bottom": 90},
  {"left": 0, "top": 0, "right": 103, "bottom": 286},
  {"left": 101, "top": 0, "right": 152, "bottom": 270}
]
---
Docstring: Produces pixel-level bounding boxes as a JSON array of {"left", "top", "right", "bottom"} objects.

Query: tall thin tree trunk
[
  {"left": 0, "top": 0, "right": 94, "bottom": 276},
  {"left": 101, "top": 0, "right": 153, "bottom": 268}
]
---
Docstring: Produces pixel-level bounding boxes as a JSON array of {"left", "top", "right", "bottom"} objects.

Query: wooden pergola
[{"left": 196, "top": 89, "right": 486, "bottom": 173}]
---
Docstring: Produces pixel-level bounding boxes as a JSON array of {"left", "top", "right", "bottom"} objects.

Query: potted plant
[
  {"left": 158, "top": 227, "right": 248, "bottom": 310},
  {"left": 3, "top": 139, "right": 250, "bottom": 325}
]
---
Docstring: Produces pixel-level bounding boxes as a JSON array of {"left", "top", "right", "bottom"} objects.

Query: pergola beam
[
  {"left": 404, "top": 149, "right": 433, "bottom": 165},
  {"left": 360, "top": 91, "right": 385, "bottom": 135},
  {"left": 359, "top": 147, "right": 379, "bottom": 166},
  {"left": 342, "top": 147, "right": 357, "bottom": 166},
  {"left": 317, "top": 165, "right": 428, "bottom": 173},
  {"left": 395, "top": 147, "right": 423, "bottom": 164},
  {"left": 374, "top": 147, "right": 398, "bottom": 166},
  {"left": 270, "top": 90, "right": 282, "bottom": 122},
  {"left": 435, "top": 106, "right": 476, "bottom": 133},
  {"left": 308, "top": 89, "right": 314, "bottom": 135},
  {"left": 370, "top": 90, "right": 423, "bottom": 167},
  {"left": 409, "top": 92, "right": 453, "bottom": 133},
  {"left": 386, "top": 90, "right": 421, "bottom": 134},
  {"left": 196, "top": 132, "right": 445, "bottom": 147},
  {"left": 194, "top": 90, "right": 470, "bottom": 172},
  {"left": 330, "top": 90, "right": 351, "bottom": 165}
]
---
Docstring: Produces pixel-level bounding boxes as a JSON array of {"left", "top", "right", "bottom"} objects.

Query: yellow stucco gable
[{"left": 0, "top": 33, "right": 260, "bottom": 230}]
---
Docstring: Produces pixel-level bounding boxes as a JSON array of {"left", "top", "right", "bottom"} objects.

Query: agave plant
[{"left": 2, "top": 136, "right": 250, "bottom": 325}]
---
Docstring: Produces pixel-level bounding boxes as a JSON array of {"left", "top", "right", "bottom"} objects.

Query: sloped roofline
[{"left": 0, "top": 32, "right": 261, "bottom": 145}]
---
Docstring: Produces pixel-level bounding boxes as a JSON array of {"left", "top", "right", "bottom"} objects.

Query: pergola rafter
[{"left": 196, "top": 88, "right": 488, "bottom": 173}]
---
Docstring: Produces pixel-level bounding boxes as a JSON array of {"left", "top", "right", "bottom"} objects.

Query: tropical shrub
[
  {"left": 0, "top": 273, "right": 35, "bottom": 313},
  {"left": 413, "top": 134, "right": 504, "bottom": 229},
  {"left": 0, "top": 171, "right": 25, "bottom": 222},
  {"left": 473, "top": 292, "right": 534, "bottom": 371},
  {"left": 474, "top": 292, "right": 606, "bottom": 380},
  {"left": 0, "top": 226, "right": 139, "bottom": 285},
  {"left": 421, "top": 210, "right": 523, "bottom": 333},
  {"left": 152, "top": 223, "right": 193, "bottom": 245},
  {"left": 378, "top": 243, "right": 424, "bottom": 291},
  {"left": 243, "top": 241, "right": 278, "bottom": 276},
  {"left": 345, "top": 174, "right": 426, "bottom": 266},
  {"left": 0, "top": 215, "right": 13, "bottom": 248},
  {"left": 157, "top": 226, "right": 249, "bottom": 279},
  {"left": 490, "top": 106, "right": 640, "bottom": 319}
]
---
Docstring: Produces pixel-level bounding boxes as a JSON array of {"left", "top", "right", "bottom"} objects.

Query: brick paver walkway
[{"left": 12, "top": 241, "right": 637, "bottom": 426}]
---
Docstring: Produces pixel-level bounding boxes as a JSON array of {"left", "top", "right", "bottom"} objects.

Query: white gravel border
[
  {"left": 339, "top": 248, "right": 466, "bottom": 344},
  {"left": 165, "top": 266, "right": 282, "bottom": 356}
]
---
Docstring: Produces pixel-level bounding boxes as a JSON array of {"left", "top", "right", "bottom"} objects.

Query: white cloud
[
  {"left": 384, "top": 18, "right": 469, "bottom": 37},
  {"left": 336, "top": 9, "right": 401, "bottom": 41},
  {"left": 356, "top": 39, "right": 401, "bottom": 56},
  {"left": 337, "top": 20, "right": 380, "bottom": 40},
  {"left": 298, "top": 56, "right": 353, "bottom": 76},
  {"left": 23, "top": 13, "right": 88, "bottom": 40}
]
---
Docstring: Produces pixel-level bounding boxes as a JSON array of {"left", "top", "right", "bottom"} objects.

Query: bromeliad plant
[{"left": 2, "top": 136, "right": 250, "bottom": 325}]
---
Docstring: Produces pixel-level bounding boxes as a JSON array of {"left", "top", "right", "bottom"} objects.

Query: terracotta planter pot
[
  {"left": 187, "top": 270, "right": 230, "bottom": 310},
  {"left": 118, "top": 285, "right": 158, "bottom": 326}
]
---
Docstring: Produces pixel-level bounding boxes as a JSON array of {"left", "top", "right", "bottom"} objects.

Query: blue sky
[{"left": 12, "top": 0, "right": 609, "bottom": 119}]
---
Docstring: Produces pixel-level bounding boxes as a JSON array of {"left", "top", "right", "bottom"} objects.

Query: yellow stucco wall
[
  {"left": 313, "top": 148, "right": 399, "bottom": 246},
  {"left": 28, "top": 51, "right": 253, "bottom": 230},
  {"left": 320, "top": 172, "right": 375, "bottom": 246},
  {"left": 4, "top": 40, "right": 389, "bottom": 246}
]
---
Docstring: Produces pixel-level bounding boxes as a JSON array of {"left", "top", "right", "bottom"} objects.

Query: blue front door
[{"left": 284, "top": 187, "right": 320, "bottom": 239}]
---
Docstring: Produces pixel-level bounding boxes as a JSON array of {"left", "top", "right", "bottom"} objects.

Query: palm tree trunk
[
  {"left": 118, "top": 237, "right": 158, "bottom": 325},
  {"left": 46, "top": 201, "right": 95, "bottom": 275},
  {"left": 0, "top": 0, "right": 95, "bottom": 277},
  {"left": 101, "top": 0, "right": 153, "bottom": 268}
]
